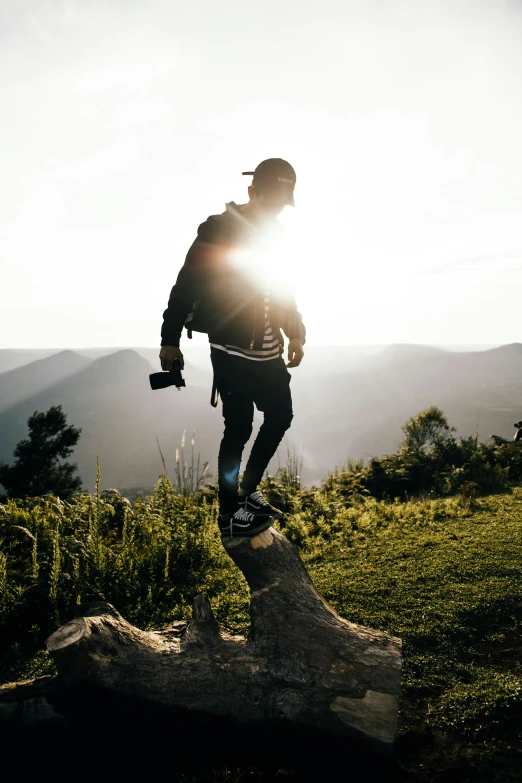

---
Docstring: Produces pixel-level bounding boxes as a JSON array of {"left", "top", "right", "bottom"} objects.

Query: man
[{"left": 159, "top": 158, "right": 306, "bottom": 538}]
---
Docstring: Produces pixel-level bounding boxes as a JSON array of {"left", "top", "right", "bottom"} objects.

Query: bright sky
[{"left": 2, "top": 0, "right": 522, "bottom": 349}]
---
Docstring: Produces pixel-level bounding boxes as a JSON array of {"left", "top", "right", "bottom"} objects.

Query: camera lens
[{"left": 149, "top": 372, "right": 175, "bottom": 391}]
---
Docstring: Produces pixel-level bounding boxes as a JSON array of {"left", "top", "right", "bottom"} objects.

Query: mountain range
[{"left": 0, "top": 343, "right": 521, "bottom": 493}]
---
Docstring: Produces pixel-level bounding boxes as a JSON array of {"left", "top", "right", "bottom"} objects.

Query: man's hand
[
  {"left": 286, "top": 338, "right": 304, "bottom": 368},
  {"left": 159, "top": 345, "right": 184, "bottom": 371}
]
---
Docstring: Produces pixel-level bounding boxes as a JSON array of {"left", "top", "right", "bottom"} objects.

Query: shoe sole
[
  {"left": 243, "top": 503, "right": 284, "bottom": 518},
  {"left": 220, "top": 516, "right": 274, "bottom": 538}
]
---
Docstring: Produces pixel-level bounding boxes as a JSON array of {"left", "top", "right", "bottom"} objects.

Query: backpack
[
  {"left": 184, "top": 297, "right": 220, "bottom": 408},
  {"left": 184, "top": 298, "right": 209, "bottom": 339}
]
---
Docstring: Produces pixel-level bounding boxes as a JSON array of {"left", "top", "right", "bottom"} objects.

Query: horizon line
[{"left": 0, "top": 342, "right": 507, "bottom": 351}]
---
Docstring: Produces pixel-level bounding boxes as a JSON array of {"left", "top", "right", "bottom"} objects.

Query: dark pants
[{"left": 211, "top": 348, "right": 294, "bottom": 514}]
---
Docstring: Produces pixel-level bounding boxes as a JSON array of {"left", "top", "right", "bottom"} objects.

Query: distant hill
[
  {"left": 0, "top": 350, "right": 223, "bottom": 493},
  {"left": 292, "top": 343, "right": 522, "bottom": 482},
  {"left": 0, "top": 350, "right": 92, "bottom": 413},
  {"left": 0, "top": 349, "right": 59, "bottom": 374},
  {"left": 1, "top": 343, "right": 521, "bottom": 492}
]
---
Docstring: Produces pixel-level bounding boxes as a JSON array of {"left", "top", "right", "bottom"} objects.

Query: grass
[
  {"left": 1, "top": 477, "right": 522, "bottom": 780},
  {"left": 296, "top": 491, "right": 522, "bottom": 781}
]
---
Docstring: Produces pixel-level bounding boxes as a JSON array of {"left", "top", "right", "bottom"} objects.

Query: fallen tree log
[{"left": 42, "top": 526, "right": 402, "bottom": 752}]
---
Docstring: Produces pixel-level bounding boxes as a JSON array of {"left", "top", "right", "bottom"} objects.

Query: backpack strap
[{"left": 210, "top": 374, "right": 220, "bottom": 407}]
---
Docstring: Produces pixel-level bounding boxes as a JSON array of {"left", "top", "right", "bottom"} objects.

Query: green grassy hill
[{"left": 1, "top": 476, "right": 522, "bottom": 781}]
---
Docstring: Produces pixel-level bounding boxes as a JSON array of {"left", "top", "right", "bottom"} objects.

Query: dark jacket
[{"left": 161, "top": 203, "right": 306, "bottom": 350}]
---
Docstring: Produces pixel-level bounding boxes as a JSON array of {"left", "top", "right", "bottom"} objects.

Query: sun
[{"left": 226, "top": 201, "right": 421, "bottom": 346}]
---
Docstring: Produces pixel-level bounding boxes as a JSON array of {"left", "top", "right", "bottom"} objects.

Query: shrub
[
  {"left": 327, "top": 409, "right": 522, "bottom": 502},
  {"left": 0, "top": 473, "right": 248, "bottom": 682}
]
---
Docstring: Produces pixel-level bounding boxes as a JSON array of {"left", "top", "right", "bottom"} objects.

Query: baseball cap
[{"left": 242, "top": 158, "right": 296, "bottom": 207}]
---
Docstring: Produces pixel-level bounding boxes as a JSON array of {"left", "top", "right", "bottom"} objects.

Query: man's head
[{"left": 242, "top": 158, "right": 296, "bottom": 217}]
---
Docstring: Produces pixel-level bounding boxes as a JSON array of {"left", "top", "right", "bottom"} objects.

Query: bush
[
  {"left": 327, "top": 409, "right": 522, "bottom": 503},
  {"left": 0, "top": 474, "right": 249, "bottom": 682}
]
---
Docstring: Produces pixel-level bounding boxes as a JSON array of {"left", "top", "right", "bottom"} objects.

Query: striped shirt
[{"left": 211, "top": 289, "right": 281, "bottom": 361}]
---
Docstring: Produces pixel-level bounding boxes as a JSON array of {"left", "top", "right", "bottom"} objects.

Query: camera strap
[{"left": 210, "top": 374, "right": 220, "bottom": 407}]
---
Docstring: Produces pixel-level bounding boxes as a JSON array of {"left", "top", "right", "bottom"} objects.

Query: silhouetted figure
[
  {"left": 514, "top": 421, "right": 522, "bottom": 442},
  {"left": 159, "top": 159, "right": 306, "bottom": 538}
]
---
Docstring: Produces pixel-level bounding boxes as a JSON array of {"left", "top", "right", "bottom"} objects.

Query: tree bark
[{"left": 41, "top": 526, "right": 402, "bottom": 751}]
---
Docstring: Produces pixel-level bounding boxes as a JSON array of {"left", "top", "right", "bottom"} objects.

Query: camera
[{"left": 149, "top": 359, "right": 186, "bottom": 391}]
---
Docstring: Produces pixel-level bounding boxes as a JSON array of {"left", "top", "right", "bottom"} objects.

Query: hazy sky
[{"left": 2, "top": 0, "right": 522, "bottom": 349}]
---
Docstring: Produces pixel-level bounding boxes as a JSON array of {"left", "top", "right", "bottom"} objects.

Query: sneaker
[
  {"left": 219, "top": 507, "right": 274, "bottom": 538},
  {"left": 239, "top": 490, "right": 284, "bottom": 518}
]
